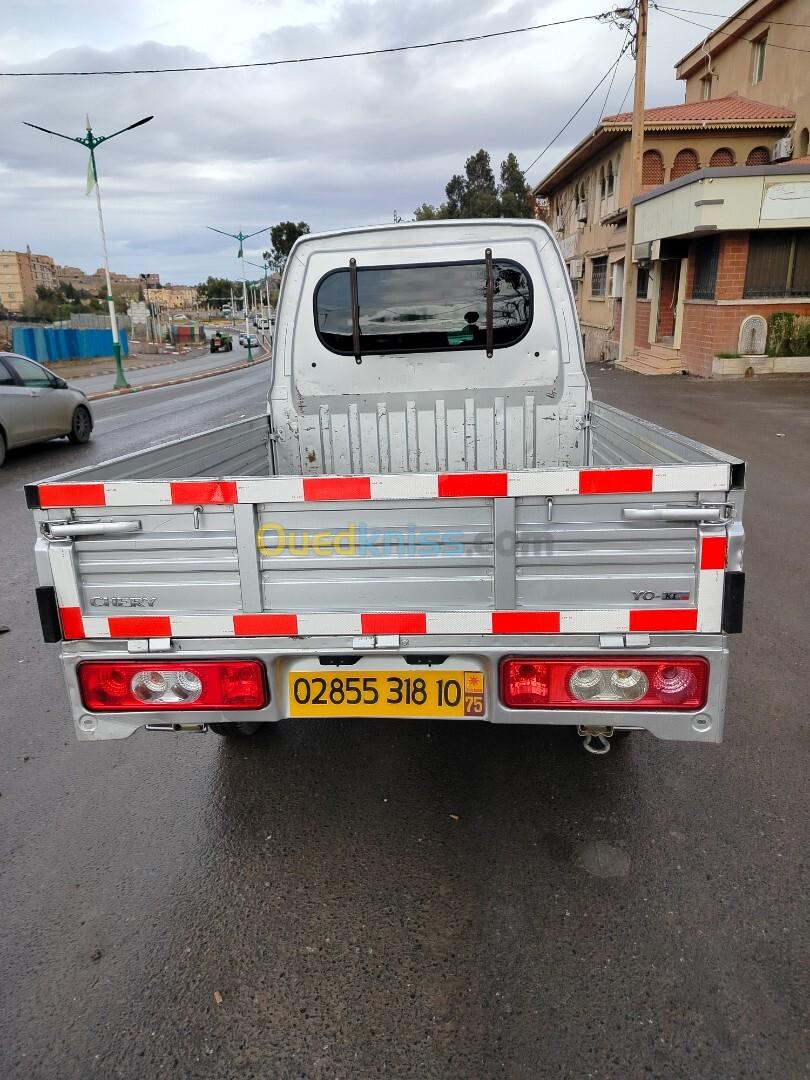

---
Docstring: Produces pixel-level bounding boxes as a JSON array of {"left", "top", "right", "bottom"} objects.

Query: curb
[
  {"left": 55, "top": 348, "right": 209, "bottom": 381},
  {"left": 86, "top": 349, "right": 271, "bottom": 401}
]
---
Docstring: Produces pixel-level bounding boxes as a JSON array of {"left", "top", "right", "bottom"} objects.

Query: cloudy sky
[{"left": 0, "top": 0, "right": 732, "bottom": 285}]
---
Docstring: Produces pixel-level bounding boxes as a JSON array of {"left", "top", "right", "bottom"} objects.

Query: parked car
[{"left": 0, "top": 353, "right": 93, "bottom": 468}]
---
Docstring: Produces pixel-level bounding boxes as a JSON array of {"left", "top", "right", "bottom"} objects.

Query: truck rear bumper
[{"left": 59, "top": 632, "right": 730, "bottom": 743}]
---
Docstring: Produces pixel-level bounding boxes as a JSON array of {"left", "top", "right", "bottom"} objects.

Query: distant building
[
  {"left": 676, "top": 0, "right": 810, "bottom": 157},
  {"left": 0, "top": 247, "right": 58, "bottom": 310},
  {"left": 156, "top": 284, "right": 197, "bottom": 310},
  {"left": 56, "top": 264, "right": 141, "bottom": 300},
  {"left": 532, "top": 96, "right": 798, "bottom": 370}
]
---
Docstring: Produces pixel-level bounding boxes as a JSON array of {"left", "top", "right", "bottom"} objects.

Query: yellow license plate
[{"left": 287, "top": 670, "right": 486, "bottom": 718}]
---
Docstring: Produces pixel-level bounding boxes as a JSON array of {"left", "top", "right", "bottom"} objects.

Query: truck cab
[{"left": 271, "top": 221, "right": 589, "bottom": 476}]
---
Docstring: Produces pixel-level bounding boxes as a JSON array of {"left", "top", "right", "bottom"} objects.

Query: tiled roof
[{"left": 602, "top": 95, "right": 795, "bottom": 127}]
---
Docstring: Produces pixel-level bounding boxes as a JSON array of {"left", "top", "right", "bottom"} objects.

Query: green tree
[
  {"left": 499, "top": 152, "right": 534, "bottom": 218},
  {"left": 462, "top": 149, "right": 500, "bottom": 217},
  {"left": 413, "top": 149, "right": 532, "bottom": 221},
  {"left": 195, "top": 276, "right": 240, "bottom": 307},
  {"left": 414, "top": 202, "right": 446, "bottom": 221},
  {"left": 264, "top": 221, "right": 311, "bottom": 273}
]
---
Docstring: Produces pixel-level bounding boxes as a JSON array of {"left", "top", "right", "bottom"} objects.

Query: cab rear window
[{"left": 314, "top": 259, "right": 532, "bottom": 356}]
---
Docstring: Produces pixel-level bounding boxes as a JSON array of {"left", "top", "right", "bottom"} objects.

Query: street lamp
[
  {"left": 23, "top": 114, "right": 153, "bottom": 390},
  {"left": 206, "top": 226, "right": 270, "bottom": 363},
  {"left": 245, "top": 257, "right": 274, "bottom": 336}
]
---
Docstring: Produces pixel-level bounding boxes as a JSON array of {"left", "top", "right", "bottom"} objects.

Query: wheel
[
  {"left": 208, "top": 722, "right": 265, "bottom": 739},
  {"left": 0, "top": 429, "right": 6, "bottom": 468},
  {"left": 68, "top": 405, "right": 92, "bottom": 444}
]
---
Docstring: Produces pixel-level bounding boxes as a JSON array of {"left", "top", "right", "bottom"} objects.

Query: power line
[
  {"left": 655, "top": 4, "right": 810, "bottom": 29},
  {"left": 617, "top": 72, "right": 635, "bottom": 114},
  {"left": 0, "top": 12, "right": 609, "bottom": 77},
  {"left": 653, "top": 4, "right": 810, "bottom": 55},
  {"left": 524, "top": 39, "right": 632, "bottom": 178},
  {"left": 598, "top": 30, "right": 631, "bottom": 123}
]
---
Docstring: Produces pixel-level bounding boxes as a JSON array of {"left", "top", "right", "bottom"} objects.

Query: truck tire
[
  {"left": 208, "top": 722, "right": 266, "bottom": 738},
  {"left": 68, "top": 405, "right": 93, "bottom": 444}
]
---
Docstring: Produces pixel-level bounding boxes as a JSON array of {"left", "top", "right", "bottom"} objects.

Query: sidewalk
[{"left": 66, "top": 343, "right": 270, "bottom": 399}]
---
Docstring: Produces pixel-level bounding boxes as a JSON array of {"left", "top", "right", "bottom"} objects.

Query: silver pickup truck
[{"left": 27, "top": 221, "right": 744, "bottom": 753}]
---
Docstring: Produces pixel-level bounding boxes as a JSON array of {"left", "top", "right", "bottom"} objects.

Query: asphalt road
[
  {"left": 71, "top": 328, "right": 268, "bottom": 396},
  {"left": 1, "top": 365, "right": 807, "bottom": 1079}
]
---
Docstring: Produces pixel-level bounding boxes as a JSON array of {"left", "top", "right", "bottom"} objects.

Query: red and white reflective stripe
[
  {"left": 697, "top": 533, "right": 727, "bottom": 633},
  {"left": 58, "top": 606, "right": 710, "bottom": 641},
  {"left": 36, "top": 462, "right": 731, "bottom": 508},
  {"left": 49, "top": 530, "right": 728, "bottom": 643}
]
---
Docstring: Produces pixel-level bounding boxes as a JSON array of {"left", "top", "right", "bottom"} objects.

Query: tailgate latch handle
[
  {"left": 41, "top": 519, "right": 142, "bottom": 539},
  {"left": 622, "top": 506, "right": 731, "bottom": 523}
]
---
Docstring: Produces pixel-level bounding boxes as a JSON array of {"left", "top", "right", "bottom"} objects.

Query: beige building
[
  {"left": 533, "top": 96, "right": 795, "bottom": 362},
  {"left": 676, "top": 0, "right": 810, "bottom": 157},
  {"left": 156, "top": 284, "right": 198, "bottom": 310},
  {"left": 0, "top": 248, "right": 58, "bottom": 310}
]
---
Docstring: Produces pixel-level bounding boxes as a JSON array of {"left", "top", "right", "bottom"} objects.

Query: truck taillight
[
  {"left": 500, "top": 657, "right": 708, "bottom": 711},
  {"left": 78, "top": 660, "right": 267, "bottom": 711}
]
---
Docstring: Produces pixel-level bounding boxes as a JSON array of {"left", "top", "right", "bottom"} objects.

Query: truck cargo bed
[{"left": 27, "top": 402, "right": 743, "bottom": 642}]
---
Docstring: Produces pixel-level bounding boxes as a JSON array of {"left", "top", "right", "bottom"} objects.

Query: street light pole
[
  {"left": 246, "top": 258, "right": 274, "bottom": 344},
  {"left": 23, "top": 113, "right": 153, "bottom": 391},
  {"left": 207, "top": 225, "right": 270, "bottom": 364}
]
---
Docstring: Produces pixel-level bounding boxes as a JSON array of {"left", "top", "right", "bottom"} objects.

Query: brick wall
[
  {"left": 681, "top": 300, "right": 810, "bottom": 376},
  {"left": 677, "top": 231, "right": 810, "bottom": 376},
  {"left": 605, "top": 298, "right": 651, "bottom": 353},
  {"left": 715, "top": 233, "right": 749, "bottom": 301}
]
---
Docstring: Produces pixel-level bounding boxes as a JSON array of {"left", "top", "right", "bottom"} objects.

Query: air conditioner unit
[
  {"left": 576, "top": 201, "right": 588, "bottom": 223},
  {"left": 771, "top": 136, "right": 793, "bottom": 162},
  {"left": 555, "top": 213, "right": 565, "bottom": 232},
  {"left": 568, "top": 258, "right": 584, "bottom": 280}
]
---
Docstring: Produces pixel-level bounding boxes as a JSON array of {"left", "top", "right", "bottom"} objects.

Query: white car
[{"left": 0, "top": 353, "right": 93, "bottom": 468}]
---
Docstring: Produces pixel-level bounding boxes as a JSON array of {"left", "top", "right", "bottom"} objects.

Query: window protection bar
[
  {"left": 485, "top": 247, "right": 494, "bottom": 357},
  {"left": 349, "top": 257, "right": 361, "bottom": 364}
]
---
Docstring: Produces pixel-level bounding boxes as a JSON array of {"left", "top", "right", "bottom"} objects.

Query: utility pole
[
  {"left": 24, "top": 113, "right": 153, "bottom": 390},
  {"left": 618, "top": 0, "right": 648, "bottom": 368}
]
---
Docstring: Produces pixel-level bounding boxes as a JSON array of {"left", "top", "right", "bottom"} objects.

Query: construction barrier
[{"left": 12, "top": 326, "right": 129, "bottom": 363}]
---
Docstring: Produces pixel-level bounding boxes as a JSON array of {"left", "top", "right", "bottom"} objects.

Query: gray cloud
[{"left": 0, "top": 0, "right": 726, "bottom": 283}]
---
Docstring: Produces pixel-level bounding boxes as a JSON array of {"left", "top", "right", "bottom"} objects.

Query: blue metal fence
[{"left": 11, "top": 327, "right": 129, "bottom": 363}]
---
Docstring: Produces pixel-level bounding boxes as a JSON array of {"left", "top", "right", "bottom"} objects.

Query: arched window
[
  {"left": 798, "top": 128, "right": 809, "bottom": 158},
  {"left": 710, "top": 147, "right": 736, "bottom": 167},
  {"left": 746, "top": 146, "right": 770, "bottom": 166},
  {"left": 606, "top": 161, "right": 615, "bottom": 196},
  {"left": 599, "top": 167, "right": 606, "bottom": 199},
  {"left": 671, "top": 148, "right": 700, "bottom": 178},
  {"left": 642, "top": 149, "right": 664, "bottom": 185}
]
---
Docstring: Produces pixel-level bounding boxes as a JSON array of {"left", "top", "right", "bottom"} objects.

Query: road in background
[
  {"left": 0, "top": 365, "right": 807, "bottom": 1078},
  {"left": 68, "top": 327, "right": 268, "bottom": 396}
]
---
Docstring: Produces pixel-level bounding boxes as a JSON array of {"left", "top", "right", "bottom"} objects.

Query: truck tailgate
[{"left": 31, "top": 460, "right": 737, "bottom": 642}]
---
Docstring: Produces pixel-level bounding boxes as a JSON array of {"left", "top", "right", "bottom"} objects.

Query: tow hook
[{"left": 577, "top": 725, "right": 613, "bottom": 755}]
